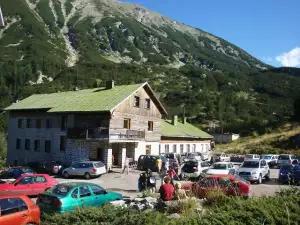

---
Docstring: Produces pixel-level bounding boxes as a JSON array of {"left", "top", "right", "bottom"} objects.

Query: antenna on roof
[{"left": 0, "top": 6, "right": 5, "bottom": 27}]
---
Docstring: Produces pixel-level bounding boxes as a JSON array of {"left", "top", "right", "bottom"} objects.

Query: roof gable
[
  {"left": 162, "top": 120, "right": 212, "bottom": 139},
  {"left": 5, "top": 83, "right": 167, "bottom": 115}
]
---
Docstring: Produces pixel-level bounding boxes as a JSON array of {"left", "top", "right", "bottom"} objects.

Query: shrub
[
  {"left": 138, "top": 190, "right": 160, "bottom": 198},
  {"left": 204, "top": 189, "right": 231, "bottom": 206},
  {"left": 166, "top": 199, "right": 197, "bottom": 215}
]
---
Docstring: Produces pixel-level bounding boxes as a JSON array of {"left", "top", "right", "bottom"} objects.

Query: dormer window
[
  {"left": 145, "top": 98, "right": 150, "bottom": 109},
  {"left": 134, "top": 96, "right": 140, "bottom": 107}
]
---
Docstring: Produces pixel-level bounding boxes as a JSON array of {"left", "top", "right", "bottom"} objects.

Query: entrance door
[{"left": 97, "top": 148, "right": 104, "bottom": 162}]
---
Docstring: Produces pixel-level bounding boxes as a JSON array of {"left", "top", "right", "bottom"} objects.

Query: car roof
[
  {"left": 0, "top": 193, "right": 29, "bottom": 199},
  {"left": 58, "top": 182, "right": 99, "bottom": 187},
  {"left": 213, "top": 162, "right": 231, "bottom": 164},
  {"left": 19, "top": 174, "right": 49, "bottom": 177},
  {"left": 206, "top": 174, "right": 235, "bottom": 179}
]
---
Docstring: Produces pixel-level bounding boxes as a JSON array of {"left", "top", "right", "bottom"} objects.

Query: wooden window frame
[
  {"left": 134, "top": 96, "right": 140, "bottom": 107},
  {"left": 145, "top": 98, "right": 151, "bottom": 109},
  {"left": 123, "top": 118, "right": 131, "bottom": 129},
  {"left": 148, "top": 121, "right": 153, "bottom": 131},
  {"left": 26, "top": 119, "right": 31, "bottom": 128},
  {"left": 34, "top": 140, "right": 40, "bottom": 152},
  {"left": 17, "top": 119, "right": 22, "bottom": 128},
  {"left": 60, "top": 136, "right": 67, "bottom": 152}
]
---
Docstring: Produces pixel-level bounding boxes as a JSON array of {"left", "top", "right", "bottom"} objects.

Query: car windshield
[
  {"left": 263, "top": 156, "right": 272, "bottom": 159},
  {"left": 215, "top": 154, "right": 222, "bottom": 157},
  {"left": 245, "top": 155, "right": 254, "bottom": 158},
  {"left": 46, "top": 185, "right": 72, "bottom": 196},
  {"left": 241, "top": 161, "right": 259, "bottom": 168},
  {"left": 213, "top": 164, "right": 227, "bottom": 170},
  {"left": 279, "top": 155, "right": 290, "bottom": 160}
]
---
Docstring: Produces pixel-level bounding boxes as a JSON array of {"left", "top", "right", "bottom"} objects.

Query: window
[
  {"left": 165, "top": 144, "right": 169, "bottom": 153},
  {"left": 146, "top": 145, "right": 151, "bottom": 155},
  {"left": 0, "top": 197, "right": 28, "bottom": 216},
  {"left": 148, "top": 121, "right": 153, "bottom": 131},
  {"left": 71, "top": 188, "right": 79, "bottom": 198},
  {"left": 25, "top": 139, "right": 30, "bottom": 150},
  {"left": 16, "top": 139, "right": 21, "bottom": 150},
  {"left": 201, "top": 178, "right": 215, "bottom": 187},
  {"left": 34, "top": 176, "right": 47, "bottom": 183},
  {"left": 17, "top": 119, "right": 22, "bottom": 128},
  {"left": 60, "top": 136, "right": 66, "bottom": 152},
  {"left": 159, "top": 144, "right": 161, "bottom": 154},
  {"left": 173, "top": 144, "right": 177, "bottom": 153},
  {"left": 79, "top": 186, "right": 92, "bottom": 198},
  {"left": 187, "top": 144, "right": 190, "bottom": 153},
  {"left": 36, "top": 119, "right": 42, "bottom": 128},
  {"left": 17, "top": 176, "right": 34, "bottom": 185},
  {"left": 34, "top": 140, "right": 40, "bottom": 152},
  {"left": 180, "top": 144, "right": 184, "bottom": 153},
  {"left": 123, "top": 118, "right": 131, "bottom": 129},
  {"left": 145, "top": 98, "right": 150, "bottom": 109},
  {"left": 90, "top": 185, "right": 105, "bottom": 195},
  {"left": 46, "top": 119, "right": 52, "bottom": 128},
  {"left": 61, "top": 116, "right": 68, "bottom": 130},
  {"left": 45, "top": 140, "right": 51, "bottom": 153},
  {"left": 192, "top": 144, "right": 196, "bottom": 153},
  {"left": 26, "top": 119, "right": 31, "bottom": 128},
  {"left": 134, "top": 96, "right": 140, "bottom": 107}
]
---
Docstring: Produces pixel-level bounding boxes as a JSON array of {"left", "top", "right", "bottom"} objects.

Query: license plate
[{"left": 41, "top": 199, "right": 52, "bottom": 204}]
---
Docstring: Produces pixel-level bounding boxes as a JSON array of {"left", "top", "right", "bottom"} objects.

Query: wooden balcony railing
[{"left": 67, "top": 127, "right": 145, "bottom": 141}]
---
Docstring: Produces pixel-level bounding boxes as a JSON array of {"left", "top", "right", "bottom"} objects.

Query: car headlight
[{"left": 251, "top": 171, "right": 257, "bottom": 175}]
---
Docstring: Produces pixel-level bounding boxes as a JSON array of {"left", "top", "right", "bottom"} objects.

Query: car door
[
  {"left": 261, "top": 160, "right": 268, "bottom": 177},
  {"left": 68, "top": 163, "right": 80, "bottom": 176},
  {"left": 78, "top": 186, "right": 94, "bottom": 207},
  {"left": 291, "top": 165, "right": 300, "bottom": 181},
  {"left": 90, "top": 185, "right": 108, "bottom": 206},
  {"left": 0, "top": 197, "right": 30, "bottom": 225},
  {"left": 194, "top": 177, "right": 215, "bottom": 198},
  {"left": 228, "top": 163, "right": 235, "bottom": 174},
  {"left": 30, "top": 175, "right": 48, "bottom": 195},
  {"left": 217, "top": 178, "right": 236, "bottom": 196},
  {"left": 12, "top": 176, "right": 34, "bottom": 195}
]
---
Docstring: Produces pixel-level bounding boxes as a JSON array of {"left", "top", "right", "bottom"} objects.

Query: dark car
[
  {"left": 137, "top": 155, "right": 165, "bottom": 172},
  {"left": 43, "top": 161, "right": 63, "bottom": 175},
  {"left": 279, "top": 164, "right": 300, "bottom": 184},
  {"left": 0, "top": 167, "right": 36, "bottom": 180}
]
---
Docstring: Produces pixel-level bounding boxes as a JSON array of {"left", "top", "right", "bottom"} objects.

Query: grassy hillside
[{"left": 216, "top": 123, "right": 300, "bottom": 155}]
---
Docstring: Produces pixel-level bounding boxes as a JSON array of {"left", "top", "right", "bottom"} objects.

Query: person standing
[
  {"left": 159, "top": 176, "right": 174, "bottom": 201},
  {"left": 159, "top": 163, "right": 168, "bottom": 186},
  {"left": 122, "top": 157, "right": 129, "bottom": 174},
  {"left": 168, "top": 167, "right": 179, "bottom": 186}
]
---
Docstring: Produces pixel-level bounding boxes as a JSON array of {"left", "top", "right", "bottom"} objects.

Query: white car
[
  {"left": 62, "top": 161, "right": 106, "bottom": 179},
  {"left": 180, "top": 160, "right": 210, "bottom": 179},
  {"left": 244, "top": 154, "right": 260, "bottom": 161},
  {"left": 206, "top": 162, "right": 236, "bottom": 175},
  {"left": 262, "top": 155, "right": 279, "bottom": 168},
  {"left": 213, "top": 153, "right": 230, "bottom": 162},
  {"left": 237, "top": 159, "right": 270, "bottom": 184}
]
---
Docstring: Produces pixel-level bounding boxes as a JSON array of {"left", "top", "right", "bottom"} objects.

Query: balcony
[{"left": 67, "top": 127, "right": 145, "bottom": 141}]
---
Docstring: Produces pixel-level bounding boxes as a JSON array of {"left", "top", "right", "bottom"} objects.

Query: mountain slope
[{"left": 0, "top": 0, "right": 299, "bottom": 132}]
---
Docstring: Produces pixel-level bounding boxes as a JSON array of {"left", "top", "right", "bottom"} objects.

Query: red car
[
  {"left": 0, "top": 174, "right": 58, "bottom": 196},
  {"left": 181, "top": 174, "right": 251, "bottom": 198},
  {"left": 0, "top": 194, "right": 40, "bottom": 225}
]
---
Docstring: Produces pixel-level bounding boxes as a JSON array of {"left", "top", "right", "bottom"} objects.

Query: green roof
[
  {"left": 5, "top": 83, "right": 150, "bottom": 112},
  {"left": 162, "top": 120, "right": 212, "bottom": 139}
]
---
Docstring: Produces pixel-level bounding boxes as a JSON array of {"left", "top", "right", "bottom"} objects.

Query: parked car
[
  {"left": 237, "top": 159, "right": 270, "bottom": 184},
  {"left": 277, "top": 154, "right": 298, "bottom": 167},
  {"left": 0, "top": 167, "right": 36, "bottom": 180},
  {"left": 62, "top": 161, "right": 106, "bottom": 179},
  {"left": 164, "top": 153, "right": 182, "bottom": 164},
  {"left": 230, "top": 155, "right": 244, "bottom": 163},
  {"left": 180, "top": 159, "right": 210, "bottom": 180},
  {"left": 0, "top": 194, "right": 40, "bottom": 225},
  {"left": 0, "top": 174, "right": 58, "bottom": 196},
  {"left": 262, "top": 155, "right": 279, "bottom": 168},
  {"left": 212, "top": 153, "right": 230, "bottom": 162},
  {"left": 244, "top": 154, "right": 260, "bottom": 161},
  {"left": 137, "top": 155, "right": 165, "bottom": 172},
  {"left": 206, "top": 162, "right": 236, "bottom": 175},
  {"left": 181, "top": 174, "right": 251, "bottom": 198},
  {"left": 278, "top": 164, "right": 300, "bottom": 184},
  {"left": 185, "top": 152, "right": 202, "bottom": 161},
  {"left": 43, "top": 161, "right": 63, "bottom": 175},
  {"left": 37, "top": 182, "right": 122, "bottom": 213}
]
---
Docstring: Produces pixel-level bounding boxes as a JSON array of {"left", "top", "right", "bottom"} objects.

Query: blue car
[
  {"left": 0, "top": 167, "right": 36, "bottom": 180},
  {"left": 279, "top": 164, "right": 300, "bottom": 184}
]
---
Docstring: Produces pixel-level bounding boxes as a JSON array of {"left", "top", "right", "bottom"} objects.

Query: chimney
[
  {"left": 106, "top": 80, "right": 114, "bottom": 89},
  {"left": 172, "top": 115, "right": 178, "bottom": 126},
  {"left": 183, "top": 117, "right": 187, "bottom": 124}
]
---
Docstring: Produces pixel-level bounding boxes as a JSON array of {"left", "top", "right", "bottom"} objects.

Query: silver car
[
  {"left": 277, "top": 154, "right": 298, "bottom": 167},
  {"left": 62, "top": 161, "right": 106, "bottom": 179},
  {"left": 237, "top": 159, "right": 270, "bottom": 184}
]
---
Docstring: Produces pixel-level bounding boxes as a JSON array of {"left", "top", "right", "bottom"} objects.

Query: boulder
[
  {"left": 110, "top": 200, "right": 127, "bottom": 207},
  {"left": 168, "top": 213, "right": 181, "bottom": 219}
]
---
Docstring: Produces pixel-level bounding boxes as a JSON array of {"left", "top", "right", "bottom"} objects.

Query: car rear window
[
  {"left": 280, "top": 164, "right": 294, "bottom": 170},
  {"left": 213, "top": 164, "right": 227, "bottom": 169},
  {"left": 279, "top": 155, "right": 290, "bottom": 160},
  {"left": 263, "top": 156, "right": 272, "bottom": 159},
  {"left": 94, "top": 162, "right": 104, "bottom": 168},
  {"left": 47, "top": 184, "right": 72, "bottom": 196},
  {"left": 245, "top": 155, "right": 253, "bottom": 158}
]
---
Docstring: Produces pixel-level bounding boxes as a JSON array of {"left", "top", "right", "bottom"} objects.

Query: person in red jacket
[{"left": 159, "top": 176, "right": 174, "bottom": 201}]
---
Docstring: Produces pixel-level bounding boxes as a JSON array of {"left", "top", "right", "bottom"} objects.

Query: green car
[{"left": 37, "top": 182, "right": 123, "bottom": 213}]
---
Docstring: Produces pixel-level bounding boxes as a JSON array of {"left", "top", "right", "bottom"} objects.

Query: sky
[{"left": 124, "top": 0, "right": 300, "bottom": 67}]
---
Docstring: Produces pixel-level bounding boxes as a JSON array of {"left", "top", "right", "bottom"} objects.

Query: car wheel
[
  {"left": 257, "top": 174, "right": 262, "bottom": 184},
  {"left": 265, "top": 170, "right": 271, "bottom": 180},
  {"left": 84, "top": 172, "right": 91, "bottom": 179},
  {"left": 63, "top": 171, "right": 69, "bottom": 179}
]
